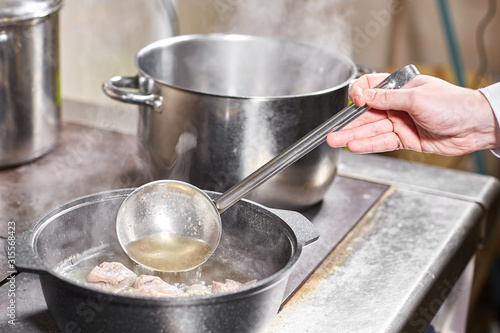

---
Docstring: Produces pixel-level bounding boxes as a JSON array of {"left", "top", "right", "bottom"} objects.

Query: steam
[
  {"left": 214, "top": 0, "right": 352, "bottom": 57},
  {"left": 167, "top": 129, "right": 199, "bottom": 181}
]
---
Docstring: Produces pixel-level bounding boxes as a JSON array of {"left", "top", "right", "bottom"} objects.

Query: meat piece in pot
[
  {"left": 212, "top": 279, "right": 256, "bottom": 294},
  {"left": 125, "top": 275, "right": 185, "bottom": 298},
  {"left": 184, "top": 284, "right": 211, "bottom": 296},
  {"left": 85, "top": 261, "right": 257, "bottom": 297},
  {"left": 86, "top": 262, "right": 137, "bottom": 293}
]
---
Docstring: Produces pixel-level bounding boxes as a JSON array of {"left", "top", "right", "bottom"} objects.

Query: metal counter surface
[
  {"left": 0, "top": 121, "right": 498, "bottom": 333},
  {"left": 270, "top": 186, "right": 483, "bottom": 332},
  {"left": 269, "top": 152, "right": 499, "bottom": 333}
]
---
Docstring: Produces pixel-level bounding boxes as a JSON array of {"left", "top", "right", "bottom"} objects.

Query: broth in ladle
[{"left": 126, "top": 234, "right": 212, "bottom": 272}]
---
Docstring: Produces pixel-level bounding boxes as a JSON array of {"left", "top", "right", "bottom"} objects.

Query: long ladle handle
[{"left": 214, "top": 64, "right": 420, "bottom": 213}]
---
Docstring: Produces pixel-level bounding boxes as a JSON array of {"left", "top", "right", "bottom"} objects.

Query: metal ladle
[{"left": 116, "top": 64, "right": 420, "bottom": 272}]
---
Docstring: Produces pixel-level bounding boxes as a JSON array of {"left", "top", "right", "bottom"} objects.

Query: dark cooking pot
[
  {"left": 103, "top": 33, "right": 366, "bottom": 210},
  {"left": 15, "top": 189, "right": 319, "bottom": 333}
]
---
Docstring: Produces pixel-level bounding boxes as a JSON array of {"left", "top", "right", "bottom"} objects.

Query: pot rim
[
  {"left": 0, "top": 0, "right": 63, "bottom": 24},
  {"left": 134, "top": 33, "right": 357, "bottom": 100},
  {"left": 20, "top": 188, "right": 305, "bottom": 306}
]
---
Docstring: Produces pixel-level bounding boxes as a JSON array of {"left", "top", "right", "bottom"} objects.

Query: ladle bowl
[
  {"left": 117, "top": 180, "right": 221, "bottom": 272},
  {"left": 117, "top": 64, "right": 420, "bottom": 272}
]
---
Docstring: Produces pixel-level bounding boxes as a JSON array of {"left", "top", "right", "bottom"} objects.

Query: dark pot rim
[{"left": 16, "top": 188, "right": 308, "bottom": 306}]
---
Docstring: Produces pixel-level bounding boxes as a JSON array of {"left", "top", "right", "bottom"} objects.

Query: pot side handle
[
  {"left": 349, "top": 64, "right": 377, "bottom": 88},
  {"left": 355, "top": 63, "right": 376, "bottom": 78},
  {"left": 268, "top": 208, "right": 320, "bottom": 247},
  {"left": 102, "top": 76, "right": 163, "bottom": 113},
  {"left": 11, "top": 230, "right": 47, "bottom": 274}
]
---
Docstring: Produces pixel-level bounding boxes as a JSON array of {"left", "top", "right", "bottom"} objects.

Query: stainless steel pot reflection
[
  {"left": 0, "top": 0, "right": 62, "bottom": 167},
  {"left": 103, "top": 34, "right": 361, "bottom": 209}
]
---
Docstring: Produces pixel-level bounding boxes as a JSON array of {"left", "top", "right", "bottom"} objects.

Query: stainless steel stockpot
[
  {"left": 103, "top": 34, "right": 359, "bottom": 209},
  {"left": 0, "top": 0, "right": 62, "bottom": 167}
]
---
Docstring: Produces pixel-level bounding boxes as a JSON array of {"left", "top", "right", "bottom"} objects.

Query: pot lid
[{"left": 0, "top": 0, "right": 63, "bottom": 23}]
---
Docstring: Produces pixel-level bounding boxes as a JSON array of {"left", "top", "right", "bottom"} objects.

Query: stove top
[
  {"left": 0, "top": 122, "right": 387, "bottom": 331},
  {"left": 1, "top": 117, "right": 498, "bottom": 333}
]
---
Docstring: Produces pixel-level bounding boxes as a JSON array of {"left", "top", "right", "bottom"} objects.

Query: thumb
[{"left": 363, "top": 88, "right": 412, "bottom": 112}]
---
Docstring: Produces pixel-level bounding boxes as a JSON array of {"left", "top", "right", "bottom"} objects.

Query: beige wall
[
  {"left": 60, "top": 0, "right": 174, "bottom": 103},
  {"left": 59, "top": 0, "right": 176, "bottom": 132}
]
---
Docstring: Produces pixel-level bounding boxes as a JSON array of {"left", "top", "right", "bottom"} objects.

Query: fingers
[
  {"left": 326, "top": 116, "right": 396, "bottom": 148},
  {"left": 339, "top": 73, "right": 429, "bottom": 154},
  {"left": 350, "top": 73, "right": 430, "bottom": 113},
  {"left": 349, "top": 86, "right": 365, "bottom": 106},
  {"left": 349, "top": 73, "right": 390, "bottom": 106},
  {"left": 344, "top": 132, "right": 401, "bottom": 153},
  {"left": 338, "top": 109, "right": 390, "bottom": 131},
  {"left": 363, "top": 88, "right": 415, "bottom": 113},
  {"left": 326, "top": 125, "right": 402, "bottom": 153}
]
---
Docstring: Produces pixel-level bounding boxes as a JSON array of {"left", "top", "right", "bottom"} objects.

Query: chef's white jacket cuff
[{"left": 479, "top": 83, "right": 500, "bottom": 157}]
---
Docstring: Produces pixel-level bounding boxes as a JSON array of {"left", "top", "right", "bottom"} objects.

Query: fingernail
[{"left": 364, "top": 89, "right": 376, "bottom": 103}]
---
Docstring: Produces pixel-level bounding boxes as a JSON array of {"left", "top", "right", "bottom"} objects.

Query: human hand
[{"left": 326, "top": 73, "right": 500, "bottom": 156}]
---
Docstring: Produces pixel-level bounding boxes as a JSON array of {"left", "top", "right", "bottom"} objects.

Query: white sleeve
[{"left": 479, "top": 83, "right": 500, "bottom": 157}]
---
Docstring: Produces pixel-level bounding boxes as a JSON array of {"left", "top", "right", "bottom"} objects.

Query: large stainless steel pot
[
  {"left": 0, "top": 0, "right": 62, "bottom": 167},
  {"left": 15, "top": 188, "right": 319, "bottom": 333},
  {"left": 103, "top": 33, "right": 360, "bottom": 209}
]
